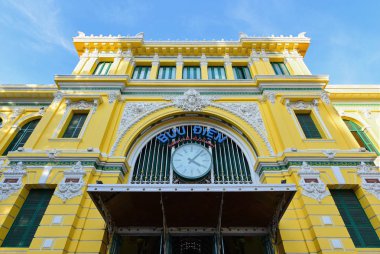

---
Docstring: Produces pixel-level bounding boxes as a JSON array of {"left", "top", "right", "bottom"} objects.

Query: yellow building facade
[{"left": 0, "top": 32, "right": 379, "bottom": 254}]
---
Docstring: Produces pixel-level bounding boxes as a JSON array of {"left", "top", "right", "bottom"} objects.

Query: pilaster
[
  {"left": 176, "top": 54, "right": 183, "bottom": 80},
  {"left": 150, "top": 53, "right": 159, "bottom": 79},
  {"left": 200, "top": 53, "right": 208, "bottom": 80},
  {"left": 224, "top": 54, "right": 234, "bottom": 80},
  {"left": 117, "top": 49, "right": 134, "bottom": 75},
  {"left": 72, "top": 49, "right": 89, "bottom": 75},
  {"left": 107, "top": 49, "right": 122, "bottom": 75},
  {"left": 81, "top": 49, "right": 99, "bottom": 75}
]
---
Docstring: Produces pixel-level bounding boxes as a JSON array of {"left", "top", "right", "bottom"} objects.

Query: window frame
[
  {"left": 58, "top": 110, "right": 90, "bottom": 139},
  {"left": 2, "top": 118, "right": 40, "bottom": 155},
  {"left": 93, "top": 61, "right": 112, "bottom": 75},
  {"left": 207, "top": 66, "right": 227, "bottom": 80},
  {"left": 182, "top": 66, "right": 201, "bottom": 80},
  {"left": 271, "top": 62, "right": 290, "bottom": 75},
  {"left": 1, "top": 189, "right": 54, "bottom": 248},
  {"left": 344, "top": 119, "right": 380, "bottom": 155},
  {"left": 132, "top": 66, "right": 152, "bottom": 80},
  {"left": 157, "top": 66, "right": 176, "bottom": 80},
  {"left": 232, "top": 66, "right": 252, "bottom": 80},
  {"left": 295, "top": 111, "right": 323, "bottom": 139}
]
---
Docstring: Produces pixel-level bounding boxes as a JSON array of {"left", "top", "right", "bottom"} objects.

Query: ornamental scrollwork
[
  {"left": 321, "top": 91, "right": 330, "bottom": 104},
  {"left": 357, "top": 162, "right": 380, "bottom": 199},
  {"left": 54, "top": 161, "right": 86, "bottom": 202},
  {"left": 298, "top": 162, "right": 329, "bottom": 201},
  {"left": 213, "top": 102, "right": 275, "bottom": 156},
  {"left": 285, "top": 99, "right": 319, "bottom": 114},
  {"left": 0, "top": 162, "right": 27, "bottom": 201},
  {"left": 110, "top": 102, "right": 170, "bottom": 155},
  {"left": 108, "top": 91, "right": 120, "bottom": 104},
  {"left": 170, "top": 89, "right": 214, "bottom": 112}
]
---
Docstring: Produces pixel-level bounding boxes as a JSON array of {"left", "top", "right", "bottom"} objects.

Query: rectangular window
[
  {"left": 271, "top": 62, "right": 290, "bottom": 75},
  {"left": 295, "top": 113, "right": 322, "bottom": 139},
  {"left": 62, "top": 113, "right": 88, "bottom": 138},
  {"left": 157, "top": 66, "right": 176, "bottom": 79},
  {"left": 208, "top": 66, "right": 226, "bottom": 80},
  {"left": 182, "top": 66, "right": 201, "bottom": 79},
  {"left": 233, "top": 66, "right": 252, "bottom": 79},
  {"left": 132, "top": 66, "right": 151, "bottom": 79},
  {"left": 331, "top": 190, "right": 380, "bottom": 248},
  {"left": 93, "top": 62, "right": 112, "bottom": 75},
  {"left": 2, "top": 189, "right": 53, "bottom": 247}
]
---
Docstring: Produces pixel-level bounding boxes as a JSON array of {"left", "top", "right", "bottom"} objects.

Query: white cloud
[{"left": 0, "top": 0, "right": 73, "bottom": 52}]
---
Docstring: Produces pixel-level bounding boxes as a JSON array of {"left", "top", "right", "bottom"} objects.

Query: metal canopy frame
[{"left": 87, "top": 183, "right": 296, "bottom": 253}]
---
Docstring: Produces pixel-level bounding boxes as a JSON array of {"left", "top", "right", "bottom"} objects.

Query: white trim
[
  {"left": 87, "top": 183, "right": 296, "bottom": 192},
  {"left": 126, "top": 120, "right": 258, "bottom": 183},
  {"left": 331, "top": 166, "right": 345, "bottom": 184}
]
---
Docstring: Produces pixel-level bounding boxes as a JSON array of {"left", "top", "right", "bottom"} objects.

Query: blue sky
[{"left": 0, "top": 0, "right": 379, "bottom": 84}]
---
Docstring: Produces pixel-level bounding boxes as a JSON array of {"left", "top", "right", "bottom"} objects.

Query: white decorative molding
[
  {"left": 323, "top": 150, "right": 336, "bottom": 159},
  {"left": 0, "top": 162, "right": 27, "bottom": 201},
  {"left": 0, "top": 113, "right": 8, "bottom": 127},
  {"left": 176, "top": 54, "right": 184, "bottom": 66},
  {"left": 321, "top": 91, "right": 330, "bottom": 104},
  {"left": 10, "top": 108, "right": 24, "bottom": 121},
  {"left": 110, "top": 102, "right": 170, "bottom": 155},
  {"left": 110, "top": 90, "right": 276, "bottom": 157},
  {"left": 263, "top": 91, "right": 276, "bottom": 104},
  {"left": 285, "top": 99, "right": 317, "bottom": 114},
  {"left": 108, "top": 91, "right": 121, "bottom": 104},
  {"left": 171, "top": 89, "right": 214, "bottom": 112},
  {"left": 53, "top": 99, "right": 99, "bottom": 138},
  {"left": 357, "top": 162, "right": 380, "bottom": 199},
  {"left": 54, "top": 161, "right": 86, "bottom": 202},
  {"left": 152, "top": 53, "right": 160, "bottom": 66},
  {"left": 53, "top": 91, "right": 64, "bottom": 104},
  {"left": 200, "top": 53, "right": 207, "bottom": 66},
  {"left": 224, "top": 54, "right": 232, "bottom": 67},
  {"left": 213, "top": 102, "right": 275, "bottom": 156},
  {"left": 298, "top": 162, "right": 329, "bottom": 201},
  {"left": 13, "top": 111, "right": 43, "bottom": 128}
]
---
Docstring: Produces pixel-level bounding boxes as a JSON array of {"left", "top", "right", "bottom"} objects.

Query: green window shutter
[
  {"left": 158, "top": 67, "right": 176, "bottom": 79},
  {"left": 344, "top": 120, "right": 380, "bottom": 155},
  {"left": 62, "top": 113, "right": 88, "bottom": 138},
  {"left": 183, "top": 67, "right": 200, "bottom": 79},
  {"left": 295, "top": 113, "right": 322, "bottom": 139},
  {"left": 271, "top": 62, "right": 290, "bottom": 75},
  {"left": 233, "top": 67, "right": 252, "bottom": 79},
  {"left": 331, "top": 190, "right": 380, "bottom": 248},
  {"left": 2, "top": 189, "right": 53, "bottom": 247},
  {"left": 93, "top": 62, "right": 112, "bottom": 75},
  {"left": 208, "top": 67, "right": 226, "bottom": 80},
  {"left": 3, "top": 119, "right": 40, "bottom": 155},
  {"left": 132, "top": 66, "right": 151, "bottom": 79}
]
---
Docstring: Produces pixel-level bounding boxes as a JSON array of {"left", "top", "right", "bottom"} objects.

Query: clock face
[{"left": 171, "top": 143, "right": 212, "bottom": 180}]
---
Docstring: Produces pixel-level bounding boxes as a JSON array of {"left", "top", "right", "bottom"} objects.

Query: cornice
[{"left": 73, "top": 32, "right": 310, "bottom": 57}]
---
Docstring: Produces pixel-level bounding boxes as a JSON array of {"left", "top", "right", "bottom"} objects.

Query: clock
[{"left": 171, "top": 143, "right": 212, "bottom": 180}]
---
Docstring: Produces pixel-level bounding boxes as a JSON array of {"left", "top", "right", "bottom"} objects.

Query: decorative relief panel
[
  {"left": 170, "top": 89, "right": 214, "bottom": 112},
  {"left": 110, "top": 89, "right": 275, "bottom": 156},
  {"left": 285, "top": 99, "right": 318, "bottom": 114},
  {"left": 357, "top": 162, "right": 380, "bottom": 199},
  {"left": 0, "top": 162, "right": 26, "bottom": 201},
  {"left": 53, "top": 99, "right": 99, "bottom": 138},
  {"left": 212, "top": 103, "right": 275, "bottom": 156},
  {"left": 54, "top": 161, "right": 86, "bottom": 202},
  {"left": 298, "top": 162, "right": 329, "bottom": 201}
]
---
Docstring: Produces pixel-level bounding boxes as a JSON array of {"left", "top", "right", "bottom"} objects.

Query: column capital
[
  {"left": 152, "top": 53, "right": 160, "bottom": 66},
  {"left": 200, "top": 53, "right": 207, "bottom": 67}
]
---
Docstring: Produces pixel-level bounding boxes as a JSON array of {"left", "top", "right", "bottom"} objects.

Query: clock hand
[
  {"left": 190, "top": 150, "right": 203, "bottom": 161},
  {"left": 188, "top": 158, "right": 202, "bottom": 167}
]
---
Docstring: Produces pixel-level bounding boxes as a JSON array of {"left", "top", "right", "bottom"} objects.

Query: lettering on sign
[{"left": 156, "top": 125, "right": 227, "bottom": 147}]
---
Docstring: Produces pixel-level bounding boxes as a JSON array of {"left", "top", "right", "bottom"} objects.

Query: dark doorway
[
  {"left": 222, "top": 236, "right": 268, "bottom": 254},
  {"left": 118, "top": 236, "right": 161, "bottom": 254}
]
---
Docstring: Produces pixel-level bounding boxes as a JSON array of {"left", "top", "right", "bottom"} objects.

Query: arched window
[
  {"left": 344, "top": 120, "right": 379, "bottom": 155},
  {"left": 2, "top": 119, "right": 40, "bottom": 155}
]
